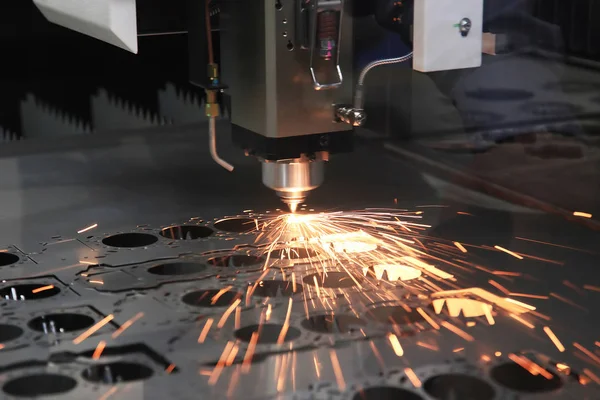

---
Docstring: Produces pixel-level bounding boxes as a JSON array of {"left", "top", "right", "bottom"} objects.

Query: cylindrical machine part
[{"left": 262, "top": 160, "right": 325, "bottom": 212}]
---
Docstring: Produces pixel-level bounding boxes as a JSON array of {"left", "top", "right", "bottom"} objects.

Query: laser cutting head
[{"left": 261, "top": 159, "right": 325, "bottom": 213}]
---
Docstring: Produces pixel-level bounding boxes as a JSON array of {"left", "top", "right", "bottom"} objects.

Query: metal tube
[
  {"left": 208, "top": 117, "right": 234, "bottom": 172},
  {"left": 354, "top": 52, "right": 413, "bottom": 109}
]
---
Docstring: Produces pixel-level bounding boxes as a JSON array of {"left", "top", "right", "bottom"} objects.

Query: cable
[
  {"left": 353, "top": 52, "right": 413, "bottom": 109},
  {"left": 209, "top": 117, "right": 234, "bottom": 172}
]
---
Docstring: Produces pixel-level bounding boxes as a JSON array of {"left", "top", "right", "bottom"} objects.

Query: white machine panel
[
  {"left": 33, "top": 0, "right": 138, "bottom": 54},
  {"left": 413, "top": 0, "right": 483, "bottom": 72}
]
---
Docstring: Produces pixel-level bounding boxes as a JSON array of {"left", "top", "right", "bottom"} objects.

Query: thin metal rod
[
  {"left": 354, "top": 52, "right": 413, "bottom": 109},
  {"left": 209, "top": 117, "right": 234, "bottom": 172}
]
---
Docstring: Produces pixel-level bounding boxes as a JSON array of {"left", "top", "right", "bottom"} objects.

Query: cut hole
[
  {"left": 0, "top": 324, "right": 24, "bottom": 342},
  {"left": 287, "top": 40, "right": 295, "bottom": 51},
  {"left": 3, "top": 374, "right": 77, "bottom": 397},
  {"left": 182, "top": 289, "right": 242, "bottom": 307},
  {"left": 159, "top": 225, "right": 213, "bottom": 240},
  {"left": 424, "top": 374, "right": 495, "bottom": 400},
  {"left": 207, "top": 255, "right": 264, "bottom": 268},
  {"left": 251, "top": 280, "right": 303, "bottom": 297},
  {"left": 214, "top": 218, "right": 257, "bottom": 233},
  {"left": 491, "top": 362, "right": 562, "bottom": 393},
  {"left": 366, "top": 305, "right": 426, "bottom": 326},
  {"left": 465, "top": 88, "right": 534, "bottom": 102},
  {"left": 102, "top": 233, "right": 158, "bottom": 248},
  {"left": 0, "top": 284, "right": 61, "bottom": 300},
  {"left": 275, "top": 0, "right": 282, "bottom": 10},
  {"left": 147, "top": 262, "right": 206, "bottom": 276},
  {"left": 282, "top": 31, "right": 288, "bottom": 37},
  {"left": 267, "top": 247, "right": 318, "bottom": 260},
  {"left": 353, "top": 386, "right": 424, "bottom": 400},
  {"left": 0, "top": 252, "right": 20, "bottom": 266},
  {"left": 234, "top": 323, "right": 301, "bottom": 344},
  {"left": 28, "top": 313, "right": 96, "bottom": 333},
  {"left": 302, "top": 314, "right": 366, "bottom": 334},
  {"left": 82, "top": 362, "right": 153, "bottom": 384},
  {"left": 303, "top": 272, "right": 361, "bottom": 288}
]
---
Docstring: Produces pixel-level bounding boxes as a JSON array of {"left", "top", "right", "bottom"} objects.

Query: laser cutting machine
[{"left": 32, "top": 0, "right": 485, "bottom": 211}]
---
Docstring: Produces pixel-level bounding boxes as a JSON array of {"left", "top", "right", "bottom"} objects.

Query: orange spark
[
  {"left": 495, "top": 351, "right": 502, "bottom": 357},
  {"left": 88, "top": 280, "right": 104, "bottom": 285},
  {"left": 453, "top": 242, "right": 468, "bottom": 253},
  {"left": 573, "top": 211, "right": 592, "bottom": 218},
  {"left": 92, "top": 340, "right": 106, "bottom": 360},
  {"left": 77, "top": 223, "right": 98, "bottom": 234},
  {"left": 543, "top": 326, "right": 565, "bottom": 352},
  {"left": 242, "top": 332, "right": 259, "bottom": 373},
  {"left": 165, "top": 364, "right": 176, "bottom": 374},
  {"left": 209, "top": 341, "right": 235, "bottom": 385},
  {"left": 313, "top": 355, "right": 321, "bottom": 378},
  {"left": 31, "top": 285, "right": 54, "bottom": 294},
  {"left": 584, "top": 285, "right": 600, "bottom": 292},
  {"left": 573, "top": 342, "right": 600, "bottom": 366},
  {"left": 388, "top": 333, "right": 404, "bottom": 356},
  {"left": 466, "top": 321, "right": 476, "bottom": 327},
  {"left": 488, "top": 280, "right": 511, "bottom": 295},
  {"left": 217, "top": 299, "right": 242, "bottom": 328},
  {"left": 211, "top": 286, "right": 233, "bottom": 305},
  {"left": 457, "top": 211, "right": 473, "bottom": 216},
  {"left": 226, "top": 345, "right": 240, "bottom": 366},
  {"left": 583, "top": 369, "right": 600, "bottom": 385},
  {"left": 453, "top": 347, "right": 464, "bottom": 353},
  {"left": 441, "top": 321, "right": 474, "bottom": 342},
  {"left": 329, "top": 350, "right": 346, "bottom": 390},
  {"left": 0, "top": 344, "right": 4, "bottom": 350},
  {"left": 494, "top": 245, "right": 524, "bottom": 259},
  {"left": 111, "top": 312, "right": 144, "bottom": 339},
  {"left": 416, "top": 307, "right": 440, "bottom": 330},
  {"left": 98, "top": 386, "right": 119, "bottom": 400},
  {"left": 481, "top": 355, "right": 491, "bottom": 362},
  {"left": 416, "top": 341, "right": 439, "bottom": 351},
  {"left": 492, "top": 271, "right": 522, "bottom": 277},
  {"left": 509, "top": 293, "right": 549, "bottom": 300},
  {"left": 404, "top": 368, "right": 422, "bottom": 388},
  {"left": 277, "top": 298, "right": 293, "bottom": 344},
  {"left": 508, "top": 353, "right": 553, "bottom": 379},
  {"left": 509, "top": 314, "right": 535, "bottom": 329},
  {"left": 550, "top": 292, "right": 587, "bottom": 311},
  {"left": 73, "top": 314, "right": 114, "bottom": 344},
  {"left": 198, "top": 318, "right": 214, "bottom": 343}
]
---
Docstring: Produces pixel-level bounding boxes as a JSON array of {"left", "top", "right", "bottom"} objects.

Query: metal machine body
[{"left": 220, "top": 0, "right": 354, "bottom": 211}]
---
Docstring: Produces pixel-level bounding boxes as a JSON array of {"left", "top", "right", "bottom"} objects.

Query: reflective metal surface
[{"left": 261, "top": 159, "right": 325, "bottom": 212}]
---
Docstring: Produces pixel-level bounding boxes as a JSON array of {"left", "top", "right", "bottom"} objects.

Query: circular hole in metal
[
  {"left": 267, "top": 247, "right": 318, "bottom": 260},
  {"left": 0, "top": 284, "right": 61, "bottom": 300},
  {"left": 303, "top": 272, "right": 361, "bottom": 288},
  {"left": 0, "top": 324, "right": 24, "bottom": 342},
  {"left": 353, "top": 386, "right": 424, "bottom": 400},
  {"left": 82, "top": 362, "right": 153, "bottom": 384},
  {"left": 234, "top": 323, "right": 301, "bottom": 344},
  {"left": 207, "top": 255, "right": 264, "bottom": 268},
  {"left": 214, "top": 218, "right": 256, "bottom": 233},
  {"left": 3, "top": 374, "right": 77, "bottom": 397},
  {"left": 302, "top": 314, "right": 366, "bottom": 334},
  {"left": 424, "top": 374, "right": 495, "bottom": 400},
  {"left": 147, "top": 262, "right": 206, "bottom": 276},
  {"left": 251, "top": 280, "right": 303, "bottom": 297},
  {"left": 491, "top": 362, "right": 562, "bottom": 393},
  {"left": 182, "top": 289, "right": 242, "bottom": 307},
  {"left": 287, "top": 40, "right": 295, "bottom": 51},
  {"left": 28, "top": 313, "right": 95, "bottom": 333},
  {"left": 159, "top": 225, "right": 213, "bottom": 240},
  {"left": 102, "top": 233, "right": 158, "bottom": 248},
  {"left": 465, "top": 88, "right": 534, "bottom": 101},
  {"left": 366, "top": 305, "right": 425, "bottom": 326},
  {"left": 0, "top": 252, "right": 20, "bottom": 266}
]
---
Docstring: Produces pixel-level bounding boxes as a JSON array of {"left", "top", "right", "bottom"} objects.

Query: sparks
[
  {"left": 92, "top": 340, "right": 106, "bottom": 359},
  {"left": 404, "top": 368, "right": 422, "bottom": 388},
  {"left": 543, "top": 326, "right": 565, "bottom": 352},
  {"left": 31, "top": 285, "right": 54, "bottom": 294},
  {"left": 77, "top": 223, "right": 98, "bottom": 234},
  {"left": 494, "top": 245, "right": 524, "bottom": 259},
  {"left": 73, "top": 314, "right": 114, "bottom": 344},
  {"left": 573, "top": 211, "right": 592, "bottom": 218},
  {"left": 388, "top": 333, "right": 404, "bottom": 356}
]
